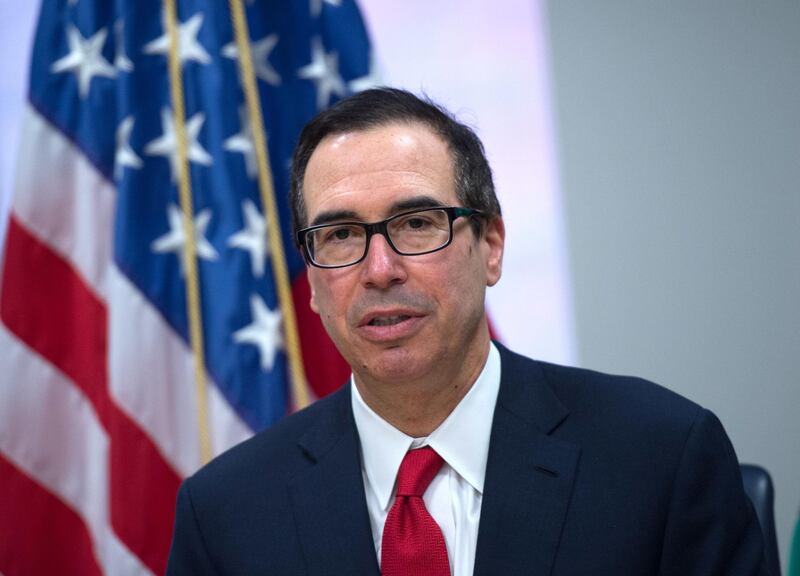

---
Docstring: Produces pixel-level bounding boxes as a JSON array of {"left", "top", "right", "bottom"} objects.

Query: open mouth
[{"left": 368, "top": 315, "right": 411, "bottom": 327}]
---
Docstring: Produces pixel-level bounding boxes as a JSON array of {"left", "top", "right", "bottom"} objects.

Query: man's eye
[
  {"left": 322, "top": 226, "right": 361, "bottom": 243},
  {"left": 332, "top": 228, "right": 351, "bottom": 240},
  {"left": 396, "top": 216, "right": 433, "bottom": 232}
]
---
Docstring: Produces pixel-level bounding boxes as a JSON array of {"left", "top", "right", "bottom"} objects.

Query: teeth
[{"left": 369, "top": 315, "right": 410, "bottom": 326}]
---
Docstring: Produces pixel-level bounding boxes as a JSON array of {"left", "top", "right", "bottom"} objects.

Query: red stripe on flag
[
  {"left": 0, "top": 454, "right": 103, "bottom": 576},
  {"left": 1, "top": 216, "right": 180, "bottom": 574},
  {"left": 292, "top": 271, "right": 350, "bottom": 399},
  {"left": 109, "top": 407, "right": 181, "bottom": 574},
  {"left": 1, "top": 217, "right": 107, "bottom": 416}
]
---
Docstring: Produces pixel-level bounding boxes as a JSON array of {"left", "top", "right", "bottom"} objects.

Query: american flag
[{"left": 0, "top": 0, "right": 377, "bottom": 573}]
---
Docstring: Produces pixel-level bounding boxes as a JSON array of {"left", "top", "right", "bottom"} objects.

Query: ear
[
  {"left": 482, "top": 216, "right": 505, "bottom": 287},
  {"left": 309, "top": 281, "right": 320, "bottom": 314}
]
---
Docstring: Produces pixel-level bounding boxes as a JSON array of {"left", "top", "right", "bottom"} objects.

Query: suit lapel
[
  {"left": 288, "top": 385, "right": 380, "bottom": 576},
  {"left": 473, "top": 345, "right": 580, "bottom": 576}
]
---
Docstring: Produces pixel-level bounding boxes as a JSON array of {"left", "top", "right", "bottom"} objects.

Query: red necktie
[{"left": 381, "top": 446, "right": 451, "bottom": 576}]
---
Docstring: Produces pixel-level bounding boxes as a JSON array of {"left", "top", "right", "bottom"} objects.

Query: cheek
[
  {"left": 444, "top": 249, "right": 488, "bottom": 309},
  {"left": 308, "top": 272, "right": 347, "bottom": 325},
  {"left": 310, "top": 285, "right": 339, "bottom": 341},
  {"left": 307, "top": 271, "right": 331, "bottom": 315},
  {"left": 451, "top": 241, "right": 484, "bottom": 280},
  {"left": 419, "top": 255, "right": 480, "bottom": 310}
]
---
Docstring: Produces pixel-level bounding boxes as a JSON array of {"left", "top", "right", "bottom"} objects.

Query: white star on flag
[
  {"left": 143, "top": 13, "right": 211, "bottom": 66},
  {"left": 349, "top": 52, "right": 382, "bottom": 93},
  {"left": 310, "top": 0, "right": 341, "bottom": 18},
  {"left": 233, "top": 294, "right": 283, "bottom": 371},
  {"left": 297, "top": 37, "right": 346, "bottom": 110},
  {"left": 50, "top": 25, "right": 117, "bottom": 98},
  {"left": 151, "top": 204, "right": 218, "bottom": 274},
  {"left": 144, "top": 108, "right": 212, "bottom": 182},
  {"left": 223, "top": 106, "right": 258, "bottom": 179},
  {"left": 228, "top": 199, "right": 269, "bottom": 278},
  {"left": 114, "top": 20, "right": 134, "bottom": 72},
  {"left": 115, "top": 116, "right": 142, "bottom": 180},
  {"left": 222, "top": 34, "right": 281, "bottom": 86}
]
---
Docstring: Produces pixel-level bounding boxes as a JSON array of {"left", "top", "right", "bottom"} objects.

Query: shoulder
[
  {"left": 491, "top": 349, "right": 765, "bottom": 574},
  {"left": 183, "top": 385, "right": 349, "bottom": 503},
  {"left": 495, "top": 342, "right": 705, "bottom": 445},
  {"left": 167, "top": 386, "right": 351, "bottom": 573},
  {"left": 546, "top": 359, "right": 699, "bottom": 423}
]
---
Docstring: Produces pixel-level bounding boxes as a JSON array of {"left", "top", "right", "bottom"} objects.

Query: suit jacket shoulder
[
  {"left": 188, "top": 383, "right": 350, "bottom": 498},
  {"left": 497, "top": 341, "right": 703, "bottom": 436},
  {"left": 167, "top": 384, "right": 380, "bottom": 576},
  {"left": 482, "top": 343, "right": 768, "bottom": 576}
]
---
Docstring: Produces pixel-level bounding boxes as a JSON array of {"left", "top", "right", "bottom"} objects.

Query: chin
[{"left": 358, "top": 345, "right": 433, "bottom": 383}]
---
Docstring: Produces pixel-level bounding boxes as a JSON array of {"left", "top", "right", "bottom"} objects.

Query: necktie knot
[{"left": 396, "top": 446, "right": 443, "bottom": 497}]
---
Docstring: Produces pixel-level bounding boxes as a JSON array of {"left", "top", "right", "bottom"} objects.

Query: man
[{"left": 167, "top": 88, "right": 768, "bottom": 575}]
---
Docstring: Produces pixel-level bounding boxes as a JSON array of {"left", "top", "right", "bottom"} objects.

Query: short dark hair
[{"left": 289, "top": 87, "right": 501, "bottom": 243}]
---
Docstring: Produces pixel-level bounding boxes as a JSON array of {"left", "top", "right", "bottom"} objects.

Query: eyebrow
[
  {"left": 309, "top": 209, "right": 360, "bottom": 227},
  {"left": 389, "top": 195, "right": 445, "bottom": 213},
  {"left": 309, "top": 195, "right": 446, "bottom": 227}
]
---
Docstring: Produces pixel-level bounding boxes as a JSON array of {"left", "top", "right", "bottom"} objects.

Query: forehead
[{"left": 303, "top": 122, "right": 457, "bottom": 221}]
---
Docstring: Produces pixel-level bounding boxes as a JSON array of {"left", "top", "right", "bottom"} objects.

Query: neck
[{"left": 353, "top": 336, "right": 491, "bottom": 438}]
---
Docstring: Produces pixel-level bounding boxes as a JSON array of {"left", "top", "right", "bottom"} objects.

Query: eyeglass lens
[{"left": 308, "top": 209, "right": 452, "bottom": 266}]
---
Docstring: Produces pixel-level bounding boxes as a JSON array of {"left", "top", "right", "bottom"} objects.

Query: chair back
[{"left": 741, "top": 463, "right": 781, "bottom": 576}]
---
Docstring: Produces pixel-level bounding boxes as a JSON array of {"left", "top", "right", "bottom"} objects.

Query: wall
[{"left": 547, "top": 1, "right": 800, "bottom": 570}]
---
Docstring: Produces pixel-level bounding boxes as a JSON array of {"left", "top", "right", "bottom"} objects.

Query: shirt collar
[{"left": 351, "top": 343, "right": 502, "bottom": 511}]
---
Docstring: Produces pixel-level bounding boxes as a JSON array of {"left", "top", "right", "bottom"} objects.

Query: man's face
[{"left": 302, "top": 121, "right": 504, "bottom": 386}]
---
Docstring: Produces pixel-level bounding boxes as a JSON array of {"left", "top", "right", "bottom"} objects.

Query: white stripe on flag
[
  {"left": 14, "top": 104, "right": 253, "bottom": 480},
  {"left": 208, "top": 373, "right": 254, "bottom": 457},
  {"left": 0, "top": 324, "right": 152, "bottom": 576},
  {"left": 108, "top": 264, "right": 252, "bottom": 477},
  {"left": 12, "top": 105, "right": 114, "bottom": 299}
]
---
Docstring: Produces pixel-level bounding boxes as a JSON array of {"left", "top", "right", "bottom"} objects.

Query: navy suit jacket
[{"left": 167, "top": 343, "right": 768, "bottom": 575}]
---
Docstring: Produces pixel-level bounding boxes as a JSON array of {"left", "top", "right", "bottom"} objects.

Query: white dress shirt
[{"left": 351, "top": 343, "right": 502, "bottom": 576}]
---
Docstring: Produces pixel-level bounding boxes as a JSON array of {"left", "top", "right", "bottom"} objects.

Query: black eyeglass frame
[{"left": 297, "top": 206, "right": 485, "bottom": 269}]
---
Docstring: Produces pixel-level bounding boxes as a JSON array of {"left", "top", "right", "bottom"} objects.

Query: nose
[{"left": 359, "top": 233, "right": 407, "bottom": 289}]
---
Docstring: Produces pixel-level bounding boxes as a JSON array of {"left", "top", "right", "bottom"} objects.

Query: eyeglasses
[{"left": 297, "top": 206, "right": 484, "bottom": 269}]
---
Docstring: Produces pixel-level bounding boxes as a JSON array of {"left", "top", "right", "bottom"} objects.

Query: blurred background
[
  {"left": 1, "top": 0, "right": 798, "bottom": 572},
  {"left": 546, "top": 3, "right": 800, "bottom": 569}
]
